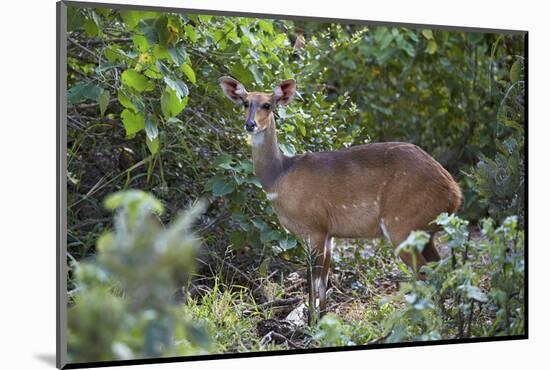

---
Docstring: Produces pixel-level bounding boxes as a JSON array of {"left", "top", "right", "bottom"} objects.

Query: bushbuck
[{"left": 219, "top": 76, "right": 462, "bottom": 315}]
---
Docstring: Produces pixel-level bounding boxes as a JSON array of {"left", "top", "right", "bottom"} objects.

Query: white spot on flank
[
  {"left": 394, "top": 216, "right": 400, "bottom": 221},
  {"left": 342, "top": 205, "right": 347, "bottom": 209},
  {"left": 266, "top": 192, "right": 278, "bottom": 201}
]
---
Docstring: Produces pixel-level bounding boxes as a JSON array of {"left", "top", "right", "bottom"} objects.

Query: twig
[
  {"left": 82, "top": 37, "right": 133, "bottom": 46},
  {"left": 258, "top": 297, "right": 302, "bottom": 310},
  {"left": 367, "top": 331, "right": 391, "bottom": 345},
  {"left": 70, "top": 98, "right": 118, "bottom": 111},
  {"left": 260, "top": 330, "right": 304, "bottom": 349},
  {"left": 68, "top": 37, "right": 100, "bottom": 59}
]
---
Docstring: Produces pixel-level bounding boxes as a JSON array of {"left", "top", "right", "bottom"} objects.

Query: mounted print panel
[{"left": 57, "top": 1, "right": 527, "bottom": 368}]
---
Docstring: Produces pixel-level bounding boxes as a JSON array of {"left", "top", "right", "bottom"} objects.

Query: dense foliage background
[{"left": 65, "top": 5, "right": 525, "bottom": 363}]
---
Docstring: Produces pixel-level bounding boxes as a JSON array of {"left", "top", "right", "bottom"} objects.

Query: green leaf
[
  {"left": 120, "top": 109, "right": 145, "bottom": 136},
  {"left": 230, "top": 62, "right": 255, "bottom": 87},
  {"left": 97, "top": 90, "right": 110, "bottom": 117},
  {"left": 152, "top": 45, "right": 171, "bottom": 60},
  {"left": 160, "top": 88, "right": 187, "bottom": 119},
  {"left": 146, "top": 136, "right": 160, "bottom": 155},
  {"left": 426, "top": 40, "right": 438, "bottom": 55},
  {"left": 464, "top": 285, "right": 488, "bottom": 303},
  {"left": 401, "top": 41, "right": 416, "bottom": 57},
  {"left": 168, "top": 43, "right": 187, "bottom": 66},
  {"left": 240, "top": 25, "right": 258, "bottom": 46},
  {"left": 229, "top": 231, "right": 246, "bottom": 250},
  {"left": 144, "top": 115, "right": 159, "bottom": 140},
  {"left": 251, "top": 218, "right": 268, "bottom": 231},
  {"left": 278, "top": 236, "right": 297, "bottom": 252},
  {"left": 213, "top": 154, "right": 233, "bottom": 169},
  {"left": 83, "top": 18, "right": 99, "bottom": 37},
  {"left": 421, "top": 29, "right": 433, "bottom": 40},
  {"left": 279, "top": 142, "right": 296, "bottom": 156},
  {"left": 205, "top": 175, "right": 235, "bottom": 197},
  {"left": 122, "top": 71, "right": 145, "bottom": 91},
  {"left": 375, "top": 28, "right": 393, "bottom": 50},
  {"left": 121, "top": 70, "right": 154, "bottom": 92},
  {"left": 258, "top": 20, "right": 274, "bottom": 34},
  {"left": 213, "top": 29, "right": 227, "bottom": 49},
  {"left": 163, "top": 77, "right": 188, "bottom": 99},
  {"left": 138, "top": 16, "right": 170, "bottom": 46},
  {"left": 117, "top": 90, "right": 145, "bottom": 113},
  {"left": 510, "top": 60, "right": 521, "bottom": 83},
  {"left": 132, "top": 35, "right": 149, "bottom": 52},
  {"left": 120, "top": 10, "right": 158, "bottom": 30},
  {"left": 249, "top": 65, "right": 263, "bottom": 84},
  {"left": 213, "top": 180, "right": 235, "bottom": 197},
  {"left": 380, "top": 34, "right": 393, "bottom": 49},
  {"left": 296, "top": 122, "right": 306, "bottom": 136},
  {"left": 120, "top": 10, "right": 140, "bottom": 30},
  {"left": 67, "top": 81, "right": 104, "bottom": 104},
  {"left": 181, "top": 63, "right": 196, "bottom": 84},
  {"left": 184, "top": 24, "right": 198, "bottom": 43},
  {"left": 104, "top": 47, "right": 123, "bottom": 63},
  {"left": 468, "top": 32, "right": 484, "bottom": 44},
  {"left": 395, "top": 231, "right": 430, "bottom": 256},
  {"left": 166, "top": 117, "right": 183, "bottom": 125},
  {"left": 67, "top": 7, "right": 85, "bottom": 32},
  {"left": 260, "top": 229, "right": 281, "bottom": 243}
]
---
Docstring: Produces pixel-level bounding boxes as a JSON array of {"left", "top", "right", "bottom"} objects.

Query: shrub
[
  {"left": 67, "top": 190, "right": 210, "bottom": 362},
  {"left": 382, "top": 213, "right": 524, "bottom": 342}
]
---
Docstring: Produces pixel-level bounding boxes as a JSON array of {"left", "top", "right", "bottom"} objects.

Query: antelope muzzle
[{"left": 244, "top": 101, "right": 258, "bottom": 133}]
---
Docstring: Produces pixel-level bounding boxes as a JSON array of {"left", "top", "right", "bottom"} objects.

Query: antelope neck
[{"left": 251, "top": 116, "right": 288, "bottom": 190}]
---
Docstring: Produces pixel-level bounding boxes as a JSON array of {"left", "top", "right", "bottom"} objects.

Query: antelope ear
[
  {"left": 273, "top": 79, "right": 296, "bottom": 106},
  {"left": 218, "top": 76, "right": 248, "bottom": 103}
]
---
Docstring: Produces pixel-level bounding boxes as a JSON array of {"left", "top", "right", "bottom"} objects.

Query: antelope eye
[
  {"left": 243, "top": 101, "right": 249, "bottom": 108},
  {"left": 262, "top": 103, "right": 271, "bottom": 110}
]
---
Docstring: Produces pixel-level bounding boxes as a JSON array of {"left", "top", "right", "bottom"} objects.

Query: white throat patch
[{"left": 251, "top": 131, "right": 264, "bottom": 146}]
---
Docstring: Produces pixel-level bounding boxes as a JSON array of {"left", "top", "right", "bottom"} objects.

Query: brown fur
[{"left": 219, "top": 77, "right": 463, "bottom": 313}]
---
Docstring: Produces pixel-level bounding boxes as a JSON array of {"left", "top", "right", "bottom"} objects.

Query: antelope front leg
[
  {"left": 307, "top": 233, "right": 330, "bottom": 323},
  {"left": 318, "top": 237, "right": 333, "bottom": 315}
]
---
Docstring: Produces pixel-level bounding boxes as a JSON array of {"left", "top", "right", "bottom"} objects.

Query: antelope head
[{"left": 218, "top": 76, "right": 296, "bottom": 134}]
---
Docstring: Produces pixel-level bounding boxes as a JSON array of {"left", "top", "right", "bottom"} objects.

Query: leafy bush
[
  {"left": 313, "top": 313, "right": 354, "bottom": 347},
  {"left": 472, "top": 55, "right": 525, "bottom": 223},
  {"left": 67, "top": 190, "right": 210, "bottom": 362},
  {"left": 382, "top": 213, "right": 524, "bottom": 342}
]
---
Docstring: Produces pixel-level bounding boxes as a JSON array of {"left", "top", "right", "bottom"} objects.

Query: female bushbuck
[{"left": 219, "top": 77, "right": 462, "bottom": 315}]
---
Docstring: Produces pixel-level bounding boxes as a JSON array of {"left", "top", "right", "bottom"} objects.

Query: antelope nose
[{"left": 245, "top": 120, "right": 256, "bottom": 132}]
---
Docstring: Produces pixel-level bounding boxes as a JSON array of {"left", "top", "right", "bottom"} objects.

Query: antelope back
[{"left": 268, "top": 142, "right": 462, "bottom": 241}]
